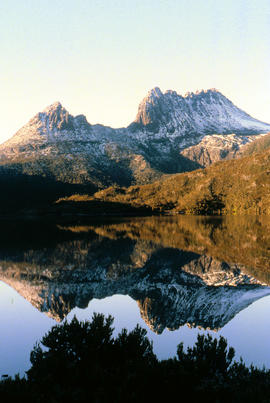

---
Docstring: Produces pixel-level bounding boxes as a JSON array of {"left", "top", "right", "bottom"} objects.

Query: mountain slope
[
  {"left": 0, "top": 88, "right": 270, "bottom": 214},
  {"left": 0, "top": 102, "right": 160, "bottom": 188},
  {"left": 239, "top": 132, "right": 270, "bottom": 157},
  {"left": 131, "top": 87, "right": 270, "bottom": 135},
  {"left": 86, "top": 140, "right": 270, "bottom": 215},
  {"left": 0, "top": 88, "right": 269, "bottom": 197}
]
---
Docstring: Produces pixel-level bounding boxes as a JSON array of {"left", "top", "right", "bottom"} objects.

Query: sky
[{"left": 0, "top": 0, "right": 270, "bottom": 142}]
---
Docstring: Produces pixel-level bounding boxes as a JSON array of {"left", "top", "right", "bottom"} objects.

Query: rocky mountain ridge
[
  {"left": 132, "top": 87, "right": 270, "bottom": 135},
  {"left": 0, "top": 88, "right": 269, "bottom": 191}
]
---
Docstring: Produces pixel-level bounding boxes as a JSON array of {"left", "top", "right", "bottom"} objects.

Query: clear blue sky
[{"left": 0, "top": 0, "right": 270, "bottom": 142}]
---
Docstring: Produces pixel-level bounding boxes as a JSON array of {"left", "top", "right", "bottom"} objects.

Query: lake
[{"left": 1, "top": 215, "right": 270, "bottom": 378}]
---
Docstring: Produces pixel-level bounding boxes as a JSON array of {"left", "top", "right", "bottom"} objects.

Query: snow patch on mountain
[
  {"left": 180, "top": 132, "right": 269, "bottom": 167},
  {"left": 0, "top": 88, "right": 269, "bottom": 187},
  {"left": 132, "top": 87, "right": 270, "bottom": 136}
]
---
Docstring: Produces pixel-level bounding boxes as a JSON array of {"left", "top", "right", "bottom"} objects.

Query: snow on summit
[
  {"left": 0, "top": 87, "right": 269, "bottom": 188},
  {"left": 133, "top": 87, "right": 270, "bottom": 134}
]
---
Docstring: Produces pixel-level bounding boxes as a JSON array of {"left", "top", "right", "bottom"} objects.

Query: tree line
[{"left": 1, "top": 313, "right": 270, "bottom": 402}]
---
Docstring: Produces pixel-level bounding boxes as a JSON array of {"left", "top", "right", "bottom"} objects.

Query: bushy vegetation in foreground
[{"left": 1, "top": 314, "right": 270, "bottom": 402}]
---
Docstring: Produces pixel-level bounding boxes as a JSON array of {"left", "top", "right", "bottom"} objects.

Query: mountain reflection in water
[{"left": 0, "top": 216, "right": 270, "bottom": 333}]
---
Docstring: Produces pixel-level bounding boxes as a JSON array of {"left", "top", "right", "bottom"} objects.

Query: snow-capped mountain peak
[
  {"left": 37, "top": 101, "right": 74, "bottom": 132},
  {"left": 43, "top": 101, "right": 63, "bottom": 112},
  {"left": 0, "top": 87, "right": 270, "bottom": 189},
  {"left": 132, "top": 87, "right": 270, "bottom": 135},
  {"left": 148, "top": 86, "right": 163, "bottom": 98}
]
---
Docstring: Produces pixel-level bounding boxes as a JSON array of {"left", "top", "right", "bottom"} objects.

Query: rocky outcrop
[{"left": 180, "top": 133, "right": 268, "bottom": 167}]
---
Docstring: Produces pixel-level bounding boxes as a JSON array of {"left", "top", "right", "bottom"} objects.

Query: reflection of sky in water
[
  {"left": 1, "top": 280, "right": 270, "bottom": 378},
  {"left": 0, "top": 281, "right": 55, "bottom": 377},
  {"left": 69, "top": 294, "right": 270, "bottom": 368}
]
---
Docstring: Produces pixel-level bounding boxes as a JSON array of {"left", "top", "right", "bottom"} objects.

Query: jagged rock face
[
  {"left": 132, "top": 87, "right": 270, "bottom": 135},
  {"left": 38, "top": 102, "right": 76, "bottom": 131},
  {"left": 0, "top": 103, "right": 163, "bottom": 187},
  {"left": 0, "top": 225, "right": 269, "bottom": 331},
  {"left": 0, "top": 88, "right": 269, "bottom": 189}
]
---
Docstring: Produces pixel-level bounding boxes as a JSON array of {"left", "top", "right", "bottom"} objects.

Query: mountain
[
  {"left": 83, "top": 130, "right": 270, "bottom": 215},
  {"left": 131, "top": 87, "right": 270, "bottom": 135},
  {"left": 0, "top": 88, "right": 269, "bottom": 209},
  {"left": 0, "top": 102, "right": 152, "bottom": 188}
]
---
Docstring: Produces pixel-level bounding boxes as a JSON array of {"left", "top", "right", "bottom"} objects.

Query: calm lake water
[{"left": 1, "top": 215, "right": 270, "bottom": 377}]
